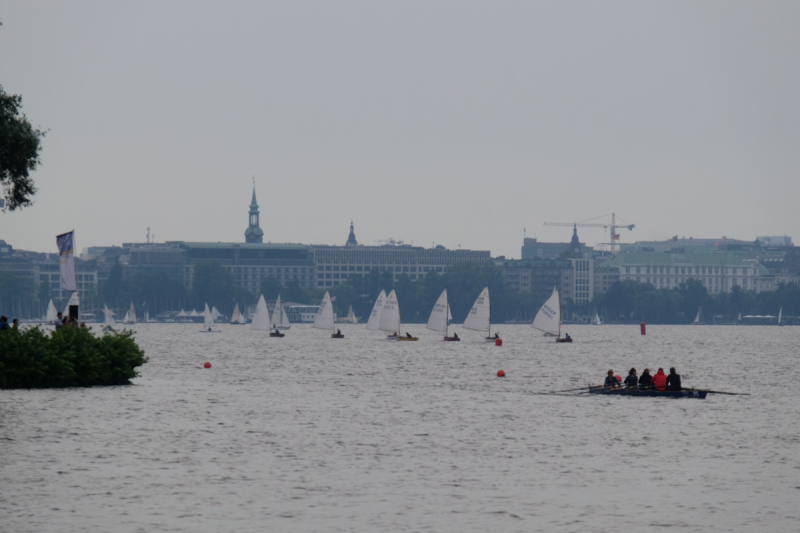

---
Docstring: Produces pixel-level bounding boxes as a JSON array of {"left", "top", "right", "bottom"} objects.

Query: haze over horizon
[{"left": 2, "top": 1, "right": 798, "bottom": 258}]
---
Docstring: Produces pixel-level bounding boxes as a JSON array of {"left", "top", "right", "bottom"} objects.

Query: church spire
[
  {"left": 346, "top": 219, "right": 359, "bottom": 246},
  {"left": 244, "top": 181, "right": 264, "bottom": 243}
]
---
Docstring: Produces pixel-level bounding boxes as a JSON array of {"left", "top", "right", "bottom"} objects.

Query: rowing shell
[{"left": 588, "top": 386, "right": 707, "bottom": 399}]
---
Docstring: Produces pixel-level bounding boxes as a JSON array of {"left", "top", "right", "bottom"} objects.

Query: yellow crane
[{"left": 543, "top": 213, "right": 635, "bottom": 242}]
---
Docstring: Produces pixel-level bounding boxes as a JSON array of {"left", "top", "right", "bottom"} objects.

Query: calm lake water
[{"left": 2, "top": 324, "right": 799, "bottom": 532}]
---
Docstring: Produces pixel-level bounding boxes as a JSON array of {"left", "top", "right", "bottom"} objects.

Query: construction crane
[{"left": 543, "top": 213, "right": 635, "bottom": 242}]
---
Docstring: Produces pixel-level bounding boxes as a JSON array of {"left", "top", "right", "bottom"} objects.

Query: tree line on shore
[{"left": 1, "top": 260, "right": 799, "bottom": 324}]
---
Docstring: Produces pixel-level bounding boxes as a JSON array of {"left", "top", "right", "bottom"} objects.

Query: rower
[
  {"left": 604, "top": 370, "right": 620, "bottom": 388},
  {"left": 652, "top": 368, "right": 668, "bottom": 391},
  {"left": 624, "top": 368, "right": 638, "bottom": 388},
  {"left": 666, "top": 367, "right": 682, "bottom": 391},
  {"left": 639, "top": 368, "right": 653, "bottom": 388}
]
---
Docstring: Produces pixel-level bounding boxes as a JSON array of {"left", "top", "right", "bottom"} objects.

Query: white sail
[
  {"left": 103, "top": 304, "right": 116, "bottom": 325},
  {"left": 313, "top": 291, "right": 336, "bottom": 331},
  {"left": 45, "top": 299, "right": 57, "bottom": 323},
  {"left": 231, "top": 303, "right": 242, "bottom": 324},
  {"left": 279, "top": 298, "right": 291, "bottom": 328},
  {"left": 366, "top": 290, "right": 386, "bottom": 331},
  {"left": 272, "top": 295, "right": 291, "bottom": 329},
  {"left": 346, "top": 306, "right": 358, "bottom": 324},
  {"left": 463, "top": 287, "right": 491, "bottom": 336},
  {"left": 693, "top": 307, "right": 701, "bottom": 324},
  {"left": 250, "top": 294, "right": 271, "bottom": 330},
  {"left": 427, "top": 289, "right": 449, "bottom": 333},
  {"left": 738, "top": 312, "right": 742, "bottom": 321},
  {"left": 778, "top": 307, "right": 782, "bottom": 324},
  {"left": 203, "top": 303, "right": 214, "bottom": 328},
  {"left": 593, "top": 310, "right": 601, "bottom": 325},
  {"left": 533, "top": 286, "right": 561, "bottom": 337},
  {"left": 124, "top": 302, "right": 137, "bottom": 324},
  {"left": 379, "top": 289, "right": 401, "bottom": 334},
  {"left": 211, "top": 306, "right": 221, "bottom": 322}
]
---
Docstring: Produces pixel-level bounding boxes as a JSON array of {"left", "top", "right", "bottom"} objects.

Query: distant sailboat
[
  {"left": 380, "top": 289, "right": 416, "bottom": 340},
  {"left": 230, "top": 303, "right": 247, "bottom": 324},
  {"left": 427, "top": 289, "right": 459, "bottom": 341},
  {"left": 693, "top": 307, "right": 702, "bottom": 324},
  {"left": 211, "top": 306, "right": 221, "bottom": 322},
  {"left": 123, "top": 302, "right": 137, "bottom": 324},
  {"left": 778, "top": 307, "right": 783, "bottom": 326},
  {"left": 366, "top": 290, "right": 386, "bottom": 336},
  {"left": 201, "top": 303, "right": 218, "bottom": 332},
  {"left": 272, "top": 295, "right": 291, "bottom": 332},
  {"left": 103, "top": 304, "right": 116, "bottom": 325},
  {"left": 250, "top": 295, "right": 272, "bottom": 331},
  {"left": 314, "top": 291, "right": 343, "bottom": 338},
  {"left": 463, "top": 287, "right": 495, "bottom": 341},
  {"left": 592, "top": 309, "right": 602, "bottom": 325},
  {"left": 337, "top": 305, "right": 359, "bottom": 324},
  {"left": 738, "top": 312, "right": 742, "bottom": 322},
  {"left": 45, "top": 299, "right": 57, "bottom": 323},
  {"left": 533, "top": 287, "right": 571, "bottom": 342}
]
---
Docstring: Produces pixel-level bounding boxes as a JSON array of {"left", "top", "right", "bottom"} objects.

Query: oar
[
  {"left": 686, "top": 388, "right": 749, "bottom": 396},
  {"left": 543, "top": 386, "right": 593, "bottom": 394}
]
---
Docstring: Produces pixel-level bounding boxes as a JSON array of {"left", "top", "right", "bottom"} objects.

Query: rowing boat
[{"left": 588, "top": 386, "right": 707, "bottom": 399}]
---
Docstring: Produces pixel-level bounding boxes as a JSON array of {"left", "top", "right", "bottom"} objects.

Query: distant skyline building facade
[{"left": 521, "top": 227, "right": 592, "bottom": 260}]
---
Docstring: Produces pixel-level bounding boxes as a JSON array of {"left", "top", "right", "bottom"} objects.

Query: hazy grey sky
[{"left": 2, "top": 1, "right": 798, "bottom": 258}]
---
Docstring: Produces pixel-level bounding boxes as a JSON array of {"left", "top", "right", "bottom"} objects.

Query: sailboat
[
  {"left": 738, "top": 312, "right": 742, "bottom": 322},
  {"left": 45, "top": 299, "right": 57, "bottom": 324},
  {"left": 211, "top": 306, "right": 221, "bottom": 322},
  {"left": 103, "top": 304, "right": 116, "bottom": 326},
  {"left": 693, "top": 307, "right": 702, "bottom": 325},
  {"left": 271, "top": 295, "right": 290, "bottom": 335},
  {"left": 592, "top": 309, "right": 602, "bottom": 325},
  {"left": 230, "top": 303, "right": 247, "bottom": 325},
  {"left": 314, "top": 291, "right": 343, "bottom": 338},
  {"left": 337, "top": 305, "right": 359, "bottom": 324},
  {"left": 778, "top": 307, "right": 783, "bottom": 326},
  {"left": 123, "top": 302, "right": 137, "bottom": 324},
  {"left": 533, "top": 286, "right": 571, "bottom": 342},
  {"left": 250, "top": 294, "right": 272, "bottom": 331},
  {"left": 463, "top": 287, "right": 496, "bottom": 341},
  {"left": 380, "top": 289, "right": 417, "bottom": 340},
  {"left": 366, "top": 290, "right": 386, "bottom": 337},
  {"left": 427, "top": 289, "right": 459, "bottom": 341},
  {"left": 200, "top": 303, "right": 218, "bottom": 332},
  {"left": 272, "top": 295, "right": 291, "bottom": 330}
]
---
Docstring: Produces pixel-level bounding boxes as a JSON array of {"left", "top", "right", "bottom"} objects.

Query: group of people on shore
[
  {"left": 604, "top": 367, "right": 682, "bottom": 391},
  {"left": 1, "top": 312, "right": 88, "bottom": 332},
  {"left": 0, "top": 315, "right": 20, "bottom": 331}
]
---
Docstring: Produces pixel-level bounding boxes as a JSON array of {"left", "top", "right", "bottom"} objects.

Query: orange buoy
[
  {"left": 497, "top": 370, "right": 505, "bottom": 377},
  {"left": 615, "top": 375, "right": 622, "bottom": 382},
  {"left": 204, "top": 362, "right": 211, "bottom": 369},
  {"left": 495, "top": 338, "right": 502, "bottom": 346},
  {"left": 640, "top": 322, "right": 646, "bottom": 335}
]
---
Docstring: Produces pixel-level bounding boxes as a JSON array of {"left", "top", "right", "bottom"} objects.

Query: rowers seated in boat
[
  {"left": 666, "top": 367, "right": 682, "bottom": 391},
  {"left": 604, "top": 370, "right": 620, "bottom": 388},
  {"left": 624, "top": 368, "right": 638, "bottom": 388},
  {"left": 405, "top": 332, "right": 413, "bottom": 339},
  {"left": 638, "top": 369, "right": 653, "bottom": 389},
  {"left": 652, "top": 368, "right": 668, "bottom": 391}
]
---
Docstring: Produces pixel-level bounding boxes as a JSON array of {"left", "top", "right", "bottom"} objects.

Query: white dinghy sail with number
[
  {"left": 463, "top": 287, "right": 495, "bottom": 341},
  {"left": 250, "top": 294, "right": 271, "bottom": 331},
  {"left": 533, "top": 286, "right": 571, "bottom": 342},
  {"left": 314, "top": 291, "right": 342, "bottom": 338}
]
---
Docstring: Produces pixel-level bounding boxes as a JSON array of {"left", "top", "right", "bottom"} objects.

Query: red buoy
[
  {"left": 495, "top": 338, "right": 503, "bottom": 346},
  {"left": 204, "top": 362, "right": 211, "bottom": 369},
  {"left": 640, "top": 322, "right": 646, "bottom": 335},
  {"left": 497, "top": 370, "right": 506, "bottom": 377},
  {"left": 615, "top": 375, "right": 622, "bottom": 382}
]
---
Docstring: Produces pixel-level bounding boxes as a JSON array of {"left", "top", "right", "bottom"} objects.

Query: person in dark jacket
[
  {"left": 666, "top": 367, "right": 682, "bottom": 391},
  {"left": 639, "top": 368, "right": 653, "bottom": 388},
  {"left": 604, "top": 369, "right": 620, "bottom": 388},
  {"left": 624, "top": 368, "right": 638, "bottom": 388}
]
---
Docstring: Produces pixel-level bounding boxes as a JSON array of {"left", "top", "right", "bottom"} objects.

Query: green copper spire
[{"left": 245, "top": 183, "right": 264, "bottom": 243}]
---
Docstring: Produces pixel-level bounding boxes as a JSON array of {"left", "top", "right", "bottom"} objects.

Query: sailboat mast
[{"left": 446, "top": 303, "right": 449, "bottom": 338}]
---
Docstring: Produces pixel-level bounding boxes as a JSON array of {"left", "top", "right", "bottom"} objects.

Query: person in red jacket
[{"left": 652, "top": 368, "right": 668, "bottom": 391}]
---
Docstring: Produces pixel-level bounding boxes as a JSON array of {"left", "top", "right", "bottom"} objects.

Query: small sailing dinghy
[
  {"left": 250, "top": 294, "right": 272, "bottom": 332},
  {"left": 778, "top": 307, "right": 783, "bottom": 326},
  {"left": 533, "top": 287, "right": 572, "bottom": 342},
  {"left": 337, "top": 305, "right": 359, "bottom": 324},
  {"left": 45, "top": 299, "right": 58, "bottom": 324},
  {"left": 693, "top": 307, "right": 702, "bottom": 324},
  {"left": 380, "top": 289, "right": 416, "bottom": 340},
  {"left": 463, "top": 287, "right": 497, "bottom": 341},
  {"left": 427, "top": 289, "right": 459, "bottom": 341},
  {"left": 230, "top": 303, "right": 247, "bottom": 324},
  {"left": 314, "top": 291, "right": 343, "bottom": 338},
  {"left": 592, "top": 309, "right": 602, "bottom": 325},
  {"left": 200, "top": 303, "right": 219, "bottom": 332},
  {"left": 123, "top": 302, "right": 137, "bottom": 324},
  {"left": 103, "top": 304, "right": 116, "bottom": 326},
  {"left": 272, "top": 295, "right": 291, "bottom": 331},
  {"left": 367, "top": 290, "right": 386, "bottom": 338}
]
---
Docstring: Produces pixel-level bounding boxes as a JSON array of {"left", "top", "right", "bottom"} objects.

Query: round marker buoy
[
  {"left": 204, "top": 362, "right": 211, "bottom": 369},
  {"left": 497, "top": 370, "right": 506, "bottom": 377}
]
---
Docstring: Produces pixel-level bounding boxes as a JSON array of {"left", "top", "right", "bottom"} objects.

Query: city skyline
[{"left": 2, "top": 2, "right": 799, "bottom": 257}]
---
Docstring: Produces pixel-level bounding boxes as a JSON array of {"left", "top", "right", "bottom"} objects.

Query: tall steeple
[
  {"left": 346, "top": 220, "right": 359, "bottom": 246},
  {"left": 244, "top": 182, "right": 264, "bottom": 243}
]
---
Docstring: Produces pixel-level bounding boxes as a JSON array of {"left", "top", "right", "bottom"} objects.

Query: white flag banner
[{"left": 56, "top": 231, "right": 77, "bottom": 292}]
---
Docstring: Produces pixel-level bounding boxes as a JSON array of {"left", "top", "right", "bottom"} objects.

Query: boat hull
[
  {"left": 269, "top": 332, "right": 285, "bottom": 338},
  {"left": 444, "top": 336, "right": 460, "bottom": 341},
  {"left": 556, "top": 338, "right": 572, "bottom": 343},
  {"left": 397, "top": 337, "right": 418, "bottom": 341},
  {"left": 331, "top": 334, "right": 344, "bottom": 339},
  {"left": 588, "top": 386, "right": 707, "bottom": 399}
]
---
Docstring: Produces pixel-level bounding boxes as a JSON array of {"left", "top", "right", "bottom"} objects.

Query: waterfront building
[
  {"left": 521, "top": 227, "right": 592, "bottom": 260},
  {"left": 494, "top": 256, "right": 593, "bottom": 304},
  {"left": 593, "top": 265, "right": 620, "bottom": 295},
  {"left": 599, "top": 252, "right": 772, "bottom": 293}
]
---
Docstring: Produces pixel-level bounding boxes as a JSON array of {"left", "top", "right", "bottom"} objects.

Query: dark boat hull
[
  {"left": 269, "top": 333, "right": 285, "bottom": 338},
  {"left": 588, "top": 386, "right": 707, "bottom": 399},
  {"left": 556, "top": 338, "right": 573, "bottom": 343},
  {"left": 331, "top": 334, "right": 344, "bottom": 339},
  {"left": 444, "top": 336, "right": 460, "bottom": 341}
]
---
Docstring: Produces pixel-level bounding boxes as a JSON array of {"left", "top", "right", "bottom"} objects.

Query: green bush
[{"left": 0, "top": 326, "right": 147, "bottom": 389}]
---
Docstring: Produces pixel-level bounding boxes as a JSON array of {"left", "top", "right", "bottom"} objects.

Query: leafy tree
[
  {"left": 193, "top": 261, "right": 238, "bottom": 307},
  {"left": 0, "top": 85, "right": 45, "bottom": 210},
  {"left": 259, "top": 276, "right": 283, "bottom": 300}
]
